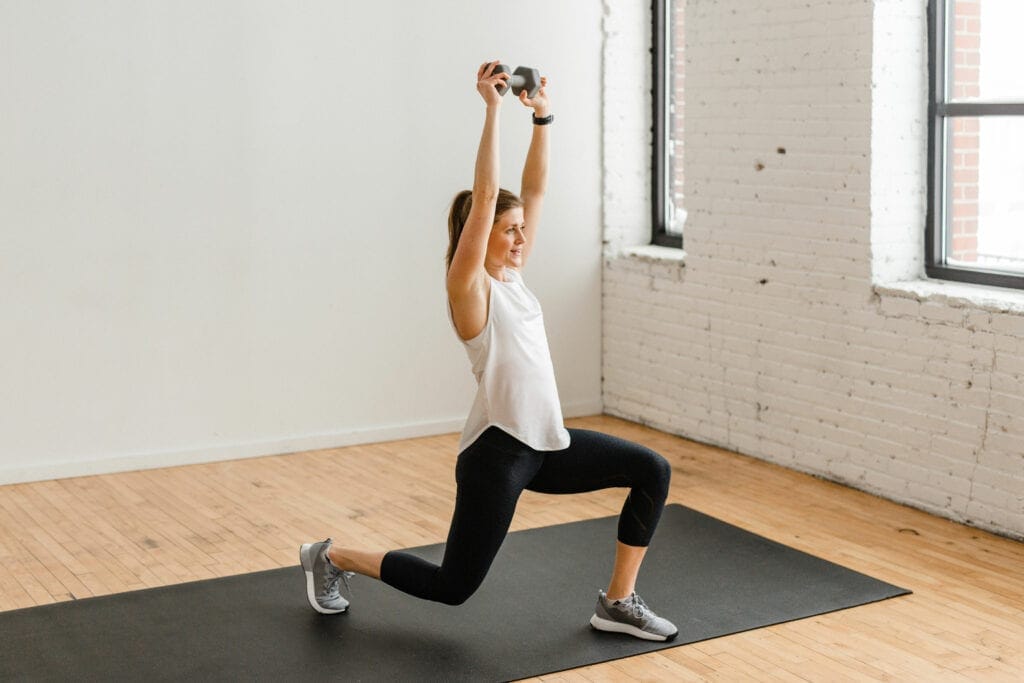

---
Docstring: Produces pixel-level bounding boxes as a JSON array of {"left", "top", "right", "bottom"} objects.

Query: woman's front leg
[{"left": 606, "top": 541, "right": 647, "bottom": 600}]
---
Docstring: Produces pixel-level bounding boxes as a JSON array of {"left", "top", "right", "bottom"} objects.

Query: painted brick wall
[{"left": 602, "top": 0, "right": 1023, "bottom": 539}]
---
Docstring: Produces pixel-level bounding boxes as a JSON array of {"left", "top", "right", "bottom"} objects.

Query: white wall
[
  {"left": 603, "top": 0, "right": 1023, "bottom": 540},
  {"left": 0, "top": 0, "right": 604, "bottom": 483}
]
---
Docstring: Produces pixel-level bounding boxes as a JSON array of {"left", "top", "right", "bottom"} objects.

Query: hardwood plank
[{"left": 0, "top": 415, "right": 1020, "bottom": 682}]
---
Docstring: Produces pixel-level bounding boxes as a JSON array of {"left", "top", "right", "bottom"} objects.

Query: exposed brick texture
[{"left": 602, "top": 0, "right": 1023, "bottom": 540}]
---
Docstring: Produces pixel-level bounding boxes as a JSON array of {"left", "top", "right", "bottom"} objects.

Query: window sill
[
  {"left": 621, "top": 245, "right": 687, "bottom": 264},
  {"left": 875, "top": 278, "right": 1024, "bottom": 315}
]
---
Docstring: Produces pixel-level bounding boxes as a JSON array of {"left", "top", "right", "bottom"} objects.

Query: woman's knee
[
  {"left": 433, "top": 573, "right": 482, "bottom": 606},
  {"left": 638, "top": 448, "right": 672, "bottom": 492}
]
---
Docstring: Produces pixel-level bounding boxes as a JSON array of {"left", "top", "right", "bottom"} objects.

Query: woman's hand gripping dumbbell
[{"left": 493, "top": 64, "right": 542, "bottom": 99}]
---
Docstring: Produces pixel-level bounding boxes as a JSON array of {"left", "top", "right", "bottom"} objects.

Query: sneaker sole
[
  {"left": 589, "top": 614, "right": 677, "bottom": 642},
  {"left": 299, "top": 543, "right": 347, "bottom": 615}
]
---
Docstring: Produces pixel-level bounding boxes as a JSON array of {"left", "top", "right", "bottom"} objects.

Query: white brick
[
  {"left": 994, "top": 352, "right": 1024, "bottom": 377},
  {"left": 964, "top": 501, "right": 1024, "bottom": 534},
  {"left": 602, "top": 0, "right": 1023, "bottom": 539},
  {"left": 864, "top": 469, "right": 909, "bottom": 496},
  {"left": 984, "top": 432, "right": 1024, "bottom": 459},
  {"left": 989, "top": 391, "right": 1024, "bottom": 417},
  {"left": 991, "top": 373, "right": 1021, "bottom": 395},
  {"left": 920, "top": 302, "right": 967, "bottom": 324},
  {"left": 830, "top": 461, "right": 868, "bottom": 485},
  {"left": 972, "top": 466, "right": 1024, "bottom": 501},
  {"left": 965, "top": 311, "right": 992, "bottom": 331},
  {"left": 924, "top": 358, "right": 976, "bottom": 383},
  {"left": 991, "top": 313, "right": 1024, "bottom": 337},
  {"left": 930, "top": 435, "right": 973, "bottom": 461},
  {"left": 993, "top": 333, "right": 1024, "bottom": 354},
  {"left": 969, "top": 482, "right": 1017, "bottom": 511},
  {"left": 906, "top": 482, "right": 954, "bottom": 511},
  {"left": 879, "top": 296, "right": 921, "bottom": 318}
]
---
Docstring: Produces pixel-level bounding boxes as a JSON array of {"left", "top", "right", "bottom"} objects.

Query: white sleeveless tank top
[{"left": 451, "top": 267, "right": 571, "bottom": 453}]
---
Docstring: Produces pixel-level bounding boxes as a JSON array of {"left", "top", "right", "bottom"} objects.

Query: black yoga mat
[{"left": 0, "top": 504, "right": 909, "bottom": 681}]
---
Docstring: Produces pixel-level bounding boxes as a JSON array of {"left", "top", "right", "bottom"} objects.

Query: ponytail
[
  {"left": 446, "top": 190, "right": 474, "bottom": 272},
  {"left": 446, "top": 188, "right": 524, "bottom": 272}
]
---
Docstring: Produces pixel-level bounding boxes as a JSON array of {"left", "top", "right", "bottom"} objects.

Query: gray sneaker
[
  {"left": 299, "top": 538, "right": 353, "bottom": 614},
  {"left": 590, "top": 590, "right": 678, "bottom": 641}
]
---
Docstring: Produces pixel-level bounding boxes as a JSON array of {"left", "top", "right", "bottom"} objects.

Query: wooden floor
[{"left": 1, "top": 415, "right": 1021, "bottom": 681}]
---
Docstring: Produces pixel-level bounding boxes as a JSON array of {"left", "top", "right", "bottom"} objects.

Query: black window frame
[
  {"left": 652, "top": 0, "right": 681, "bottom": 249},
  {"left": 926, "top": 0, "right": 1024, "bottom": 290}
]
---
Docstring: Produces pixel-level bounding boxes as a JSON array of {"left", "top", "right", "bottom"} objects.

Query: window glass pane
[
  {"left": 946, "top": 116, "right": 1024, "bottom": 273},
  {"left": 950, "top": 0, "right": 1024, "bottom": 102},
  {"left": 667, "top": 0, "right": 684, "bottom": 236}
]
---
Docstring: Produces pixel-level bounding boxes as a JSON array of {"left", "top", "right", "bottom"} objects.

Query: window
[
  {"left": 652, "top": 0, "right": 682, "bottom": 248},
  {"left": 927, "top": 0, "right": 1024, "bottom": 290}
]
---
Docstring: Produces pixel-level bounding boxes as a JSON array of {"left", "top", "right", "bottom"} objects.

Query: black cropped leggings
[{"left": 379, "top": 426, "right": 671, "bottom": 606}]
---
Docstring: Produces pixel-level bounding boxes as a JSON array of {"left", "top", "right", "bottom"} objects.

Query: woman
[{"left": 300, "top": 61, "right": 677, "bottom": 642}]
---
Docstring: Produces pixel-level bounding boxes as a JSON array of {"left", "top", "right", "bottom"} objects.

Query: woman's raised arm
[
  {"left": 518, "top": 76, "right": 550, "bottom": 267},
  {"left": 446, "top": 61, "right": 509, "bottom": 294}
]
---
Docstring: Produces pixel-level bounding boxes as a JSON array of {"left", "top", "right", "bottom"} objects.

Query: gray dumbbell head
[
  {"left": 512, "top": 66, "right": 541, "bottom": 99},
  {"left": 493, "top": 64, "right": 512, "bottom": 96}
]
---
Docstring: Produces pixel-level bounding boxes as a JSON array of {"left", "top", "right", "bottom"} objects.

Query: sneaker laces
[
  {"left": 322, "top": 554, "right": 355, "bottom": 597},
  {"left": 622, "top": 592, "right": 652, "bottom": 620}
]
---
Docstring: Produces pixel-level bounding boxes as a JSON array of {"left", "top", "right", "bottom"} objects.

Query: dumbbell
[{"left": 493, "top": 64, "right": 542, "bottom": 99}]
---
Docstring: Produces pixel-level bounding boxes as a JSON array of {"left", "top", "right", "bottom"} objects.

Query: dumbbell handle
[{"left": 493, "top": 64, "right": 541, "bottom": 99}]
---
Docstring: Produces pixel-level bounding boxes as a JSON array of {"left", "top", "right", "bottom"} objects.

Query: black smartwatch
[{"left": 532, "top": 113, "right": 554, "bottom": 126}]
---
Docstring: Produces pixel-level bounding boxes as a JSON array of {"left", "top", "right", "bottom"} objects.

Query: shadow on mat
[{"left": 298, "top": 613, "right": 476, "bottom": 671}]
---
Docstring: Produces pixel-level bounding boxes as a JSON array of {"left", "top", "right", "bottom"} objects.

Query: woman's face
[{"left": 486, "top": 207, "right": 526, "bottom": 270}]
